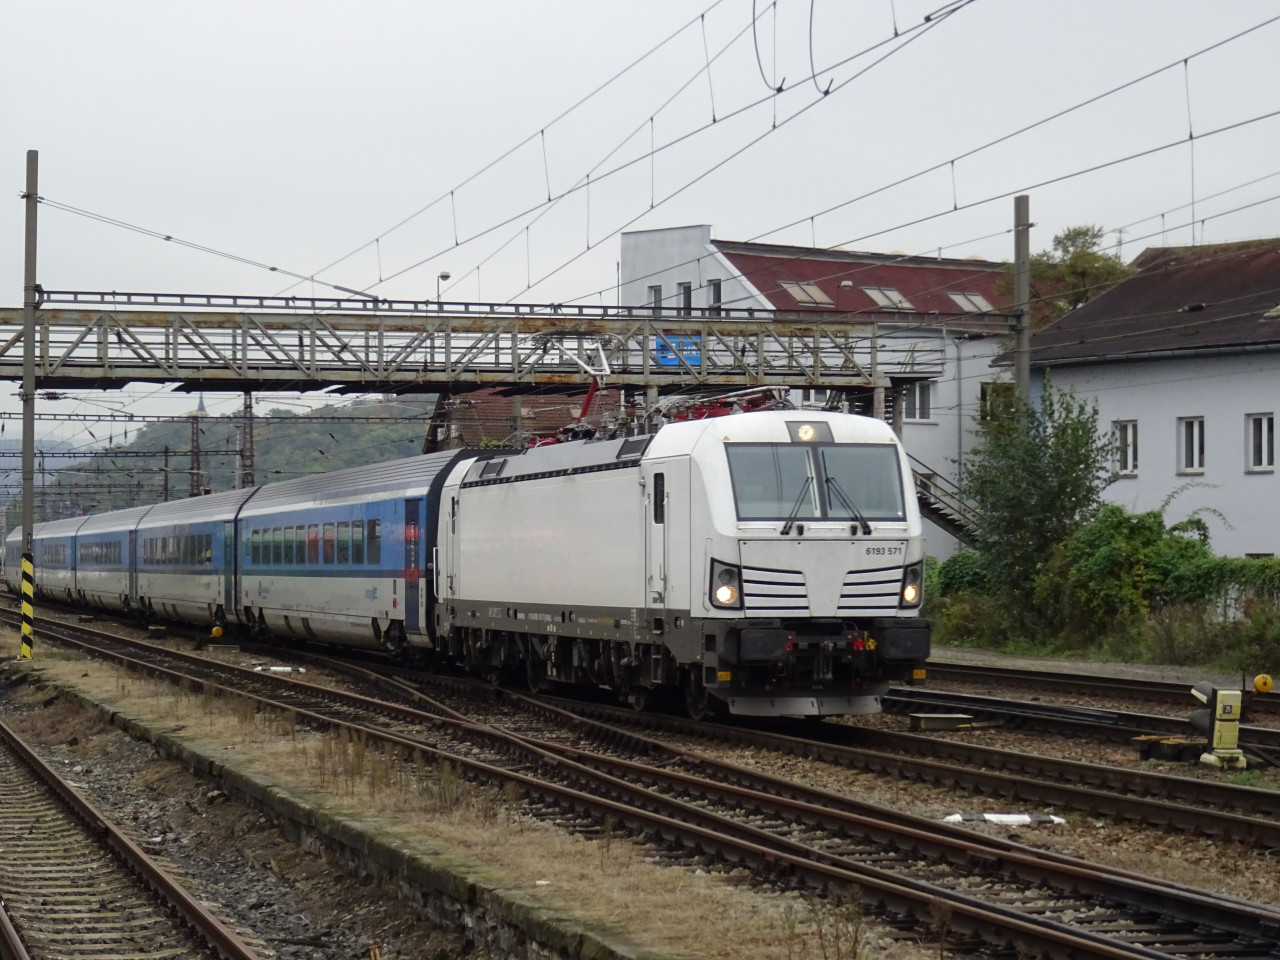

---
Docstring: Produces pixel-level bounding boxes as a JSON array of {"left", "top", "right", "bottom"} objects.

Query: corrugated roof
[
  {"left": 1029, "top": 239, "right": 1280, "bottom": 366},
  {"left": 714, "top": 240, "right": 1011, "bottom": 328}
]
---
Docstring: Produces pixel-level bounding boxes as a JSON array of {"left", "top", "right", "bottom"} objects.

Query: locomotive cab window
[{"left": 725, "top": 442, "right": 905, "bottom": 521}]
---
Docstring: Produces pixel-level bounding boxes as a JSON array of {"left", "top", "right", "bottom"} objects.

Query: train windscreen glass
[
  {"left": 726, "top": 444, "right": 818, "bottom": 519},
  {"left": 726, "top": 442, "right": 905, "bottom": 521},
  {"left": 820, "top": 445, "right": 905, "bottom": 520}
]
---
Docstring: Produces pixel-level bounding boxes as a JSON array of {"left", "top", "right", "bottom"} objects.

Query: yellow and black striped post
[{"left": 19, "top": 552, "right": 34, "bottom": 660}]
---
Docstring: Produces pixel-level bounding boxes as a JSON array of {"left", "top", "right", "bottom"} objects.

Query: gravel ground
[
  {"left": 2, "top": 694, "right": 484, "bottom": 960},
  {"left": 0, "top": 635, "right": 941, "bottom": 960},
  {"left": 5, "top": 626, "right": 1279, "bottom": 960}
]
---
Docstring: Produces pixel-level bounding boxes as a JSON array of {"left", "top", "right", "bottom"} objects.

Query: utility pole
[
  {"left": 239, "top": 391, "right": 254, "bottom": 488},
  {"left": 189, "top": 415, "right": 202, "bottom": 496},
  {"left": 20, "top": 150, "right": 38, "bottom": 660},
  {"left": 162, "top": 445, "right": 170, "bottom": 502},
  {"left": 1013, "top": 194, "right": 1032, "bottom": 402}
]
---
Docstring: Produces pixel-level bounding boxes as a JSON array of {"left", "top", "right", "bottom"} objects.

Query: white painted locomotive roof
[
  {"left": 644, "top": 410, "right": 899, "bottom": 458},
  {"left": 461, "top": 434, "right": 643, "bottom": 482},
  {"left": 239, "top": 449, "right": 470, "bottom": 517}
]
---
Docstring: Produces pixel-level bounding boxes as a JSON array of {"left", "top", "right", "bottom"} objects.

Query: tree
[
  {"left": 1029, "top": 225, "right": 1130, "bottom": 325},
  {"left": 958, "top": 381, "right": 1114, "bottom": 616}
]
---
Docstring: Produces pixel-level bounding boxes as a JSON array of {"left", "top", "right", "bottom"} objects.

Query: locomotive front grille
[
  {"left": 741, "top": 565, "right": 809, "bottom": 616},
  {"left": 837, "top": 566, "right": 904, "bottom": 615}
]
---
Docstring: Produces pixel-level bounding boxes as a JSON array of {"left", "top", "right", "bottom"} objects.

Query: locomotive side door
[{"left": 644, "top": 463, "right": 667, "bottom": 628}]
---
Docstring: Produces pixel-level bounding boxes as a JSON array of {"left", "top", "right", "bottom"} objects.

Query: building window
[
  {"left": 861, "top": 286, "right": 915, "bottom": 311},
  {"left": 778, "top": 280, "right": 834, "bottom": 307},
  {"left": 1247, "top": 413, "right": 1274, "bottom": 472},
  {"left": 1113, "top": 420, "right": 1138, "bottom": 476},
  {"left": 947, "top": 292, "right": 995, "bottom": 313},
  {"left": 708, "top": 279, "right": 722, "bottom": 316},
  {"left": 678, "top": 282, "right": 692, "bottom": 312},
  {"left": 648, "top": 285, "right": 662, "bottom": 315},
  {"left": 801, "top": 387, "right": 830, "bottom": 408},
  {"left": 979, "top": 381, "right": 1015, "bottom": 421},
  {"left": 1177, "top": 417, "right": 1205, "bottom": 473},
  {"left": 903, "top": 382, "right": 932, "bottom": 421}
]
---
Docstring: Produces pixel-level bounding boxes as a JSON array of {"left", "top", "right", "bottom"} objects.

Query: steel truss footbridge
[{"left": 0, "top": 291, "right": 948, "bottom": 395}]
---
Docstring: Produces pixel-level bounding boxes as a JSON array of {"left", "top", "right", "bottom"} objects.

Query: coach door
[
  {"left": 223, "top": 521, "right": 236, "bottom": 620},
  {"left": 128, "top": 530, "right": 138, "bottom": 599},
  {"left": 404, "top": 499, "right": 422, "bottom": 636}
]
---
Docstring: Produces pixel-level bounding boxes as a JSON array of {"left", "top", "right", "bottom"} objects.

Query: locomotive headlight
[
  {"left": 710, "top": 559, "right": 743, "bottom": 610},
  {"left": 900, "top": 561, "right": 923, "bottom": 608}
]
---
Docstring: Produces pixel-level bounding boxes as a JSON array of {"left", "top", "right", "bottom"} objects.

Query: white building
[
  {"left": 620, "top": 225, "right": 1015, "bottom": 556},
  {"left": 1030, "top": 239, "right": 1280, "bottom": 558}
]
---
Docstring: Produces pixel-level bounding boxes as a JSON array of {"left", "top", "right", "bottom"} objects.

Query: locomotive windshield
[{"left": 725, "top": 443, "right": 905, "bottom": 522}]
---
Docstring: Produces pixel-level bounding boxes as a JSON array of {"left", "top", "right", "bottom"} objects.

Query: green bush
[{"left": 936, "top": 550, "right": 991, "bottom": 597}]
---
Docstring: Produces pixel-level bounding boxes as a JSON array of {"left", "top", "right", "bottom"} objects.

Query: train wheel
[
  {"left": 624, "top": 686, "right": 651, "bottom": 712},
  {"left": 683, "top": 670, "right": 723, "bottom": 722},
  {"left": 523, "top": 636, "right": 549, "bottom": 693}
]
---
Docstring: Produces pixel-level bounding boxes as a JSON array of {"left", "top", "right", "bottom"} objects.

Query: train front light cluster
[
  {"left": 900, "top": 561, "right": 923, "bottom": 608},
  {"left": 710, "top": 559, "right": 743, "bottom": 609}
]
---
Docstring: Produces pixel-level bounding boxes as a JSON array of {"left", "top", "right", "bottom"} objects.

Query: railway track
[
  {"left": 923, "top": 661, "right": 1280, "bottom": 717},
  {"left": 10, "top": 614, "right": 1280, "bottom": 959},
  {"left": 0, "top": 716, "right": 260, "bottom": 960},
  {"left": 883, "top": 687, "right": 1280, "bottom": 764}
]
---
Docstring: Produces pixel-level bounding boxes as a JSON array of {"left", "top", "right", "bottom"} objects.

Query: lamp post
[{"left": 437, "top": 271, "right": 451, "bottom": 304}]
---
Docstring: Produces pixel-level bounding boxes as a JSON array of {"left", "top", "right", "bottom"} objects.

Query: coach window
[
  {"left": 351, "top": 519, "right": 364, "bottom": 564},
  {"left": 337, "top": 521, "right": 350, "bottom": 563},
  {"left": 367, "top": 519, "right": 381, "bottom": 564},
  {"left": 282, "top": 528, "right": 294, "bottom": 565},
  {"left": 305, "top": 524, "right": 319, "bottom": 564},
  {"left": 203, "top": 533, "right": 213, "bottom": 565},
  {"left": 295, "top": 526, "right": 305, "bottom": 564},
  {"left": 322, "top": 523, "right": 336, "bottom": 564},
  {"left": 653, "top": 473, "right": 665, "bottom": 524},
  {"left": 180, "top": 536, "right": 190, "bottom": 566},
  {"left": 272, "top": 527, "right": 284, "bottom": 564},
  {"left": 251, "top": 530, "right": 262, "bottom": 565}
]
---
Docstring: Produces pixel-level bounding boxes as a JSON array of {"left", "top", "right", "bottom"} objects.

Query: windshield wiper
[
  {"left": 826, "top": 476, "right": 872, "bottom": 536},
  {"left": 779, "top": 476, "right": 814, "bottom": 536}
]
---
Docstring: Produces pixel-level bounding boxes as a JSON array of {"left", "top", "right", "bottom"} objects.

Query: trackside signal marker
[{"left": 19, "top": 553, "right": 34, "bottom": 659}]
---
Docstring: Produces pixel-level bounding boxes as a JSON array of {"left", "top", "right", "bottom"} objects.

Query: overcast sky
[{"left": 3, "top": 0, "right": 1279, "bottom": 434}]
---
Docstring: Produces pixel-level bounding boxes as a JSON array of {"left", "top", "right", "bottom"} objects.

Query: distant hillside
[{"left": 4, "top": 396, "right": 438, "bottom": 523}]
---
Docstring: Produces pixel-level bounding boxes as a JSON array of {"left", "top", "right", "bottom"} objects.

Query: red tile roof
[{"left": 715, "top": 240, "right": 1011, "bottom": 326}]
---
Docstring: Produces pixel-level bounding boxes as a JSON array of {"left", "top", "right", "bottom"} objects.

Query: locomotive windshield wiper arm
[
  {"left": 826, "top": 476, "right": 872, "bottom": 536},
  {"left": 779, "top": 476, "right": 814, "bottom": 536}
]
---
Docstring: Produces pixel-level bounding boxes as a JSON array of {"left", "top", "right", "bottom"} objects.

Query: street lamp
[{"left": 437, "top": 271, "right": 451, "bottom": 303}]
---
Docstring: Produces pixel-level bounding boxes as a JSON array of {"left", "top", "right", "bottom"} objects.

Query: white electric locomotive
[
  {"left": 436, "top": 409, "right": 929, "bottom": 717},
  {"left": 6, "top": 409, "right": 929, "bottom": 719}
]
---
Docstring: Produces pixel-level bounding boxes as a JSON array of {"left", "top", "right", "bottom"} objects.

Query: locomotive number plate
[{"left": 860, "top": 540, "right": 905, "bottom": 558}]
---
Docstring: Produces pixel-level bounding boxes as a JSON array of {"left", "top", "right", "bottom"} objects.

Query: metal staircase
[{"left": 909, "top": 455, "right": 980, "bottom": 545}]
